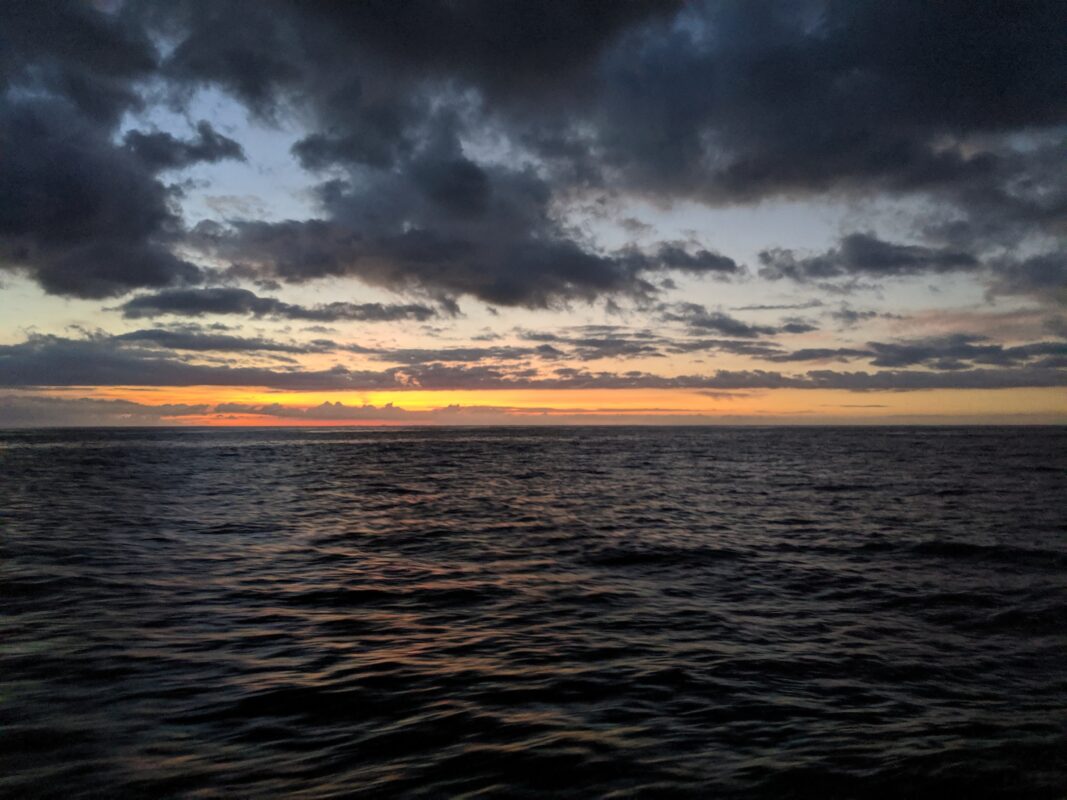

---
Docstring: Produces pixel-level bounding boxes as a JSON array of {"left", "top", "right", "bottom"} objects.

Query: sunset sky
[{"left": 1, "top": 0, "right": 1065, "bottom": 425}]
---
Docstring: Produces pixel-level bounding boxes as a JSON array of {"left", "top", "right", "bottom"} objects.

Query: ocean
[{"left": 1, "top": 426, "right": 1064, "bottom": 798}]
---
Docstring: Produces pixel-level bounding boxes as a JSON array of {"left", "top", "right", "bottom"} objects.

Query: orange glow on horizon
[{"left": 35, "top": 385, "right": 1067, "bottom": 425}]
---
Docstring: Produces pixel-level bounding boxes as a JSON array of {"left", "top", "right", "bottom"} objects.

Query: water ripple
[{"left": 1, "top": 426, "right": 1064, "bottom": 798}]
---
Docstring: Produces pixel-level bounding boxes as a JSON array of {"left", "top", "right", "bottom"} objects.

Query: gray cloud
[
  {"left": 123, "top": 120, "right": 245, "bottom": 171},
  {"left": 988, "top": 253, "right": 1067, "bottom": 306},
  {"left": 764, "top": 334, "right": 1067, "bottom": 370},
  {"left": 112, "top": 328, "right": 331, "bottom": 354},
  {"left": 664, "top": 339, "right": 784, "bottom": 358},
  {"left": 0, "top": 394, "right": 208, "bottom": 427},
  {"left": 369, "top": 345, "right": 564, "bottom": 365},
  {"left": 659, "top": 303, "right": 801, "bottom": 338},
  {"left": 648, "top": 244, "right": 741, "bottom": 277},
  {"left": 2, "top": 333, "right": 1062, "bottom": 393},
  {"left": 734, "top": 300, "right": 825, "bottom": 312},
  {"left": 759, "top": 234, "right": 980, "bottom": 283},
  {"left": 766, "top": 348, "right": 872, "bottom": 364},
  {"left": 865, "top": 335, "right": 1067, "bottom": 370},
  {"left": 828, "top": 307, "right": 902, "bottom": 329},
  {"left": 0, "top": 334, "right": 396, "bottom": 391},
  {"left": 213, "top": 401, "right": 426, "bottom": 422},
  {"left": 119, "top": 287, "right": 439, "bottom": 322}
]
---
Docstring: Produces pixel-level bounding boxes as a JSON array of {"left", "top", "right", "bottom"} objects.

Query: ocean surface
[{"left": 1, "top": 426, "right": 1065, "bottom": 798}]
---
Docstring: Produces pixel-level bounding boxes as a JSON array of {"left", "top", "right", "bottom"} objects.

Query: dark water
[{"left": 1, "top": 427, "right": 1065, "bottom": 798}]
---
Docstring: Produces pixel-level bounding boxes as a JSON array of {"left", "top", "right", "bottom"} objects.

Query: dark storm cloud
[
  {"left": 988, "top": 253, "right": 1067, "bottom": 306},
  {"left": 118, "top": 287, "right": 439, "bottom": 322},
  {"left": 123, "top": 121, "right": 245, "bottom": 171},
  {"left": 187, "top": 185, "right": 739, "bottom": 308},
  {"left": 136, "top": 0, "right": 682, "bottom": 110},
  {"left": 0, "top": 3, "right": 215, "bottom": 298},
  {"left": 5, "top": 1, "right": 1066, "bottom": 304},
  {"left": 649, "top": 244, "right": 741, "bottom": 276},
  {"left": 0, "top": 96, "right": 204, "bottom": 298},
  {"left": 106, "top": 0, "right": 716, "bottom": 307},
  {"left": 918, "top": 139, "right": 1067, "bottom": 253},
  {"left": 575, "top": 2, "right": 1067, "bottom": 284},
  {"left": 1, "top": 0, "right": 157, "bottom": 125},
  {"left": 758, "top": 234, "right": 979, "bottom": 283},
  {"left": 155, "top": 0, "right": 1065, "bottom": 306}
]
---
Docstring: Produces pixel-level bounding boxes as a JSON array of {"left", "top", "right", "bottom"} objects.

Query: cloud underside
[
  {"left": 0, "top": 1, "right": 1063, "bottom": 305},
  {"left": 118, "top": 287, "right": 440, "bottom": 321},
  {"left": 0, "top": 333, "right": 1063, "bottom": 393}
]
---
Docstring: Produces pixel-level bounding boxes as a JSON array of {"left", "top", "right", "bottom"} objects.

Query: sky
[{"left": 1, "top": 0, "right": 1065, "bottom": 426}]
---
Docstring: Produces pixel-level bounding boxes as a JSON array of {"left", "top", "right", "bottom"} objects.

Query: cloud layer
[
  {"left": 2, "top": 331, "right": 1063, "bottom": 392},
  {"left": 2, "top": 1, "right": 1063, "bottom": 306}
]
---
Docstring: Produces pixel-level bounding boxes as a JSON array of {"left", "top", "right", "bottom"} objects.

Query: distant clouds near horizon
[{"left": 0, "top": 0, "right": 1064, "bottom": 424}]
